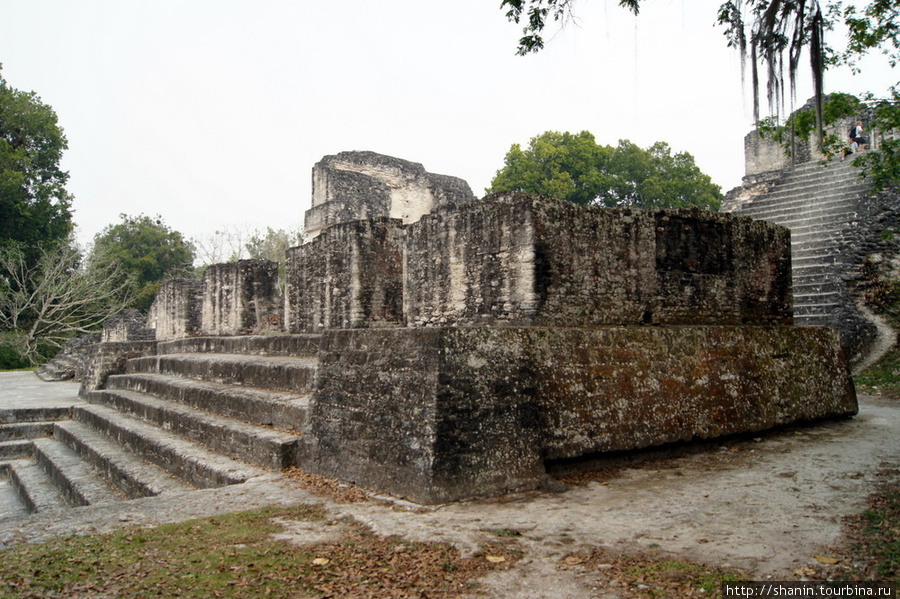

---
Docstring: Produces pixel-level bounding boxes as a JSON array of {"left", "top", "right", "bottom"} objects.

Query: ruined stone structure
[
  {"left": 304, "top": 151, "right": 475, "bottom": 239},
  {"left": 7, "top": 151, "right": 857, "bottom": 511},
  {"left": 200, "top": 260, "right": 282, "bottom": 336},
  {"left": 724, "top": 107, "right": 900, "bottom": 370},
  {"left": 147, "top": 279, "right": 203, "bottom": 341}
]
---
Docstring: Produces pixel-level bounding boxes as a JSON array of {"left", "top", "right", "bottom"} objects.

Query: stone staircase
[
  {"left": 729, "top": 157, "right": 875, "bottom": 345},
  {"left": 0, "top": 335, "right": 320, "bottom": 519}
]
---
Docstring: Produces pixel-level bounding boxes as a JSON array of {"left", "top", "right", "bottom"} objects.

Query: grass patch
[
  {"left": 829, "top": 481, "right": 900, "bottom": 582},
  {"left": 854, "top": 280, "right": 900, "bottom": 399},
  {"left": 559, "top": 548, "right": 741, "bottom": 598},
  {"left": 0, "top": 504, "right": 519, "bottom": 598}
]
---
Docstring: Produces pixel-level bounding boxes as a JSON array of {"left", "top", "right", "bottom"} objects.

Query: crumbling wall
[
  {"left": 202, "top": 260, "right": 282, "bottom": 336},
  {"left": 101, "top": 310, "right": 155, "bottom": 343},
  {"left": 148, "top": 279, "right": 204, "bottom": 341},
  {"left": 403, "top": 194, "right": 792, "bottom": 328},
  {"left": 285, "top": 219, "right": 404, "bottom": 332},
  {"left": 304, "top": 151, "right": 475, "bottom": 239}
]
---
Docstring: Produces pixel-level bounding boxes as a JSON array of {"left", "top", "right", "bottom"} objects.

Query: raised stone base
[{"left": 300, "top": 325, "right": 857, "bottom": 504}]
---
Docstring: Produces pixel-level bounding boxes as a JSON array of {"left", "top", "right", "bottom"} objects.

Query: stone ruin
[{"left": 77, "top": 150, "right": 857, "bottom": 504}]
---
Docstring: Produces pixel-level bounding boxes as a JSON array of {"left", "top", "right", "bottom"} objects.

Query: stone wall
[
  {"left": 285, "top": 219, "right": 404, "bottom": 332},
  {"left": 302, "top": 325, "right": 856, "bottom": 503},
  {"left": 148, "top": 279, "right": 203, "bottom": 341},
  {"left": 78, "top": 341, "right": 157, "bottom": 397},
  {"left": 101, "top": 310, "right": 155, "bottom": 343},
  {"left": 304, "top": 151, "right": 475, "bottom": 239},
  {"left": 403, "top": 194, "right": 792, "bottom": 327},
  {"left": 201, "top": 260, "right": 282, "bottom": 336}
]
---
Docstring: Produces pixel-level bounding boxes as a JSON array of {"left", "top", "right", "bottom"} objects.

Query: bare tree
[
  {"left": 191, "top": 224, "right": 257, "bottom": 267},
  {"left": 0, "top": 240, "right": 133, "bottom": 364}
]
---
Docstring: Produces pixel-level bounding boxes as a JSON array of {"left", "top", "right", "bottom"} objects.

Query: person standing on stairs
[{"left": 849, "top": 120, "right": 868, "bottom": 153}]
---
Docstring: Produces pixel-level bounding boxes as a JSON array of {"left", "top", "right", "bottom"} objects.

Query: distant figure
[{"left": 849, "top": 120, "right": 868, "bottom": 153}]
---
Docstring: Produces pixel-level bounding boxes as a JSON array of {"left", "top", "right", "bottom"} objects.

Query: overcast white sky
[{"left": 2, "top": 1, "right": 896, "bottom": 248}]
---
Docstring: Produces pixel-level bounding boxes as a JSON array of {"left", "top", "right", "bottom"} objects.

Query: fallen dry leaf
[
  {"left": 485, "top": 556, "right": 506, "bottom": 564},
  {"left": 814, "top": 555, "right": 838, "bottom": 564},
  {"left": 311, "top": 557, "right": 331, "bottom": 566},
  {"left": 564, "top": 556, "right": 584, "bottom": 566}
]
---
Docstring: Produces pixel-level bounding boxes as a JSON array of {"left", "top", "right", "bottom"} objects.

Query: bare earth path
[{"left": 0, "top": 372, "right": 897, "bottom": 597}]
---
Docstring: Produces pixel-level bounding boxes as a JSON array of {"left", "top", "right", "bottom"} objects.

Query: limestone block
[
  {"left": 148, "top": 279, "right": 203, "bottom": 340},
  {"left": 404, "top": 193, "right": 793, "bottom": 327},
  {"left": 201, "top": 260, "right": 282, "bottom": 336},
  {"left": 102, "top": 310, "right": 155, "bottom": 343},
  {"left": 299, "top": 325, "right": 856, "bottom": 504},
  {"left": 304, "top": 151, "right": 474, "bottom": 239},
  {"left": 285, "top": 219, "right": 404, "bottom": 332},
  {"left": 300, "top": 328, "right": 545, "bottom": 504}
]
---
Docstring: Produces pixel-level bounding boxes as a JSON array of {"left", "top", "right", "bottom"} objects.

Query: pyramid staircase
[
  {"left": 0, "top": 335, "right": 320, "bottom": 519},
  {"left": 730, "top": 157, "right": 873, "bottom": 332}
]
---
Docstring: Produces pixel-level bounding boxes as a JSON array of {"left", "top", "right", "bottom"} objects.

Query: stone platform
[{"left": 302, "top": 325, "right": 857, "bottom": 504}]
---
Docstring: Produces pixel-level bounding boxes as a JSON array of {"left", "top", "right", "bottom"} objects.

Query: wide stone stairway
[
  {"left": 0, "top": 335, "right": 320, "bottom": 518},
  {"left": 731, "top": 157, "right": 872, "bottom": 328}
]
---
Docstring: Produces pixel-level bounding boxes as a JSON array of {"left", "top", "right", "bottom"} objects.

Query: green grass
[
  {"left": 854, "top": 281, "right": 900, "bottom": 398},
  {"left": 0, "top": 504, "right": 518, "bottom": 598},
  {"left": 0, "top": 505, "right": 329, "bottom": 598}
]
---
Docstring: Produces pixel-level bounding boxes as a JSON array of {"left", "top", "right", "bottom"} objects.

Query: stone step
[
  {"left": 156, "top": 334, "right": 322, "bottom": 357},
  {"left": 86, "top": 389, "right": 302, "bottom": 470},
  {"left": 73, "top": 403, "right": 264, "bottom": 488},
  {"left": 748, "top": 211, "right": 856, "bottom": 230},
  {"left": 104, "top": 373, "right": 308, "bottom": 431},
  {"left": 32, "top": 438, "right": 125, "bottom": 507},
  {"left": 0, "top": 470, "right": 28, "bottom": 518},
  {"left": 54, "top": 420, "right": 195, "bottom": 499},
  {"left": 3, "top": 459, "right": 67, "bottom": 512},
  {"left": 793, "top": 282, "right": 844, "bottom": 295},
  {"left": 794, "top": 302, "right": 844, "bottom": 316},
  {"left": 761, "top": 175, "right": 868, "bottom": 195},
  {"left": 0, "top": 406, "right": 72, "bottom": 424},
  {"left": 0, "top": 440, "right": 34, "bottom": 460},
  {"left": 127, "top": 353, "right": 318, "bottom": 394},
  {"left": 0, "top": 422, "right": 54, "bottom": 442},
  {"left": 34, "top": 359, "right": 77, "bottom": 382},
  {"left": 795, "top": 313, "right": 837, "bottom": 326}
]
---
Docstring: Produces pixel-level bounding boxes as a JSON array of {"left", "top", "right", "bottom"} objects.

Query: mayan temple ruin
[{"left": 10, "top": 141, "right": 892, "bottom": 509}]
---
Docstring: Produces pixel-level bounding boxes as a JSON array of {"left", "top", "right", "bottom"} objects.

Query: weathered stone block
[
  {"left": 529, "top": 326, "right": 856, "bottom": 460},
  {"left": 300, "top": 328, "right": 545, "bottom": 504},
  {"left": 148, "top": 279, "right": 204, "bottom": 340},
  {"left": 300, "top": 325, "right": 856, "bottom": 504},
  {"left": 403, "top": 193, "right": 792, "bottom": 327},
  {"left": 285, "top": 219, "right": 404, "bottom": 332},
  {"left": 201, "top": 260, "right": 282, "bottom": 336},
  {"left": 304, "top": 151, "right": 475, "bottom": 239},
  {"left": 79, "top": 341, "right": 157, "bottom": 397},
  {"left": 101, "top": 310, "right": 155, "bottom": 343}
]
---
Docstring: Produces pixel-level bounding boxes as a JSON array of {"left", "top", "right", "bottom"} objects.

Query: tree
[
  {"left": 191, "top": 225, "right": 304, "bottom": 268},
  {"left": 0, "top": 238, "right": 132, "bottom": 365},
  {"left": 245, "top": 227, "right": 305, "bottom": 263},
  {"left": 91, "top": 214, "right": 195, "bottom": 313},
  {"left": 488, "top": 131, "right": 723, "bottom": 210},
  {"left": 502, "top": 1, "right": 898, "bottom": 141},
  {"left": 0, "top": 65, "right": 73, "bottom": 260}
]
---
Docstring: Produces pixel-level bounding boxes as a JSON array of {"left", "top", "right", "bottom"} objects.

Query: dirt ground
[
  {"left": 1, "top": 392, "right": 897, "bottom": 598},
  {"left": 288, "top": 394, "right": 900, "bottom": 597}
]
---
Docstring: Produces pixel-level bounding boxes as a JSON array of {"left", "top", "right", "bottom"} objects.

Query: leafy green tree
[
  {"left": 91, "top": 214, "right": 195, "bottom": 313},
  {"left": 0, "top": 65, "right": 73, "bottom": 259},
  {"left": 488, "top": 131, "right": 722, "bottom": 210}
]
